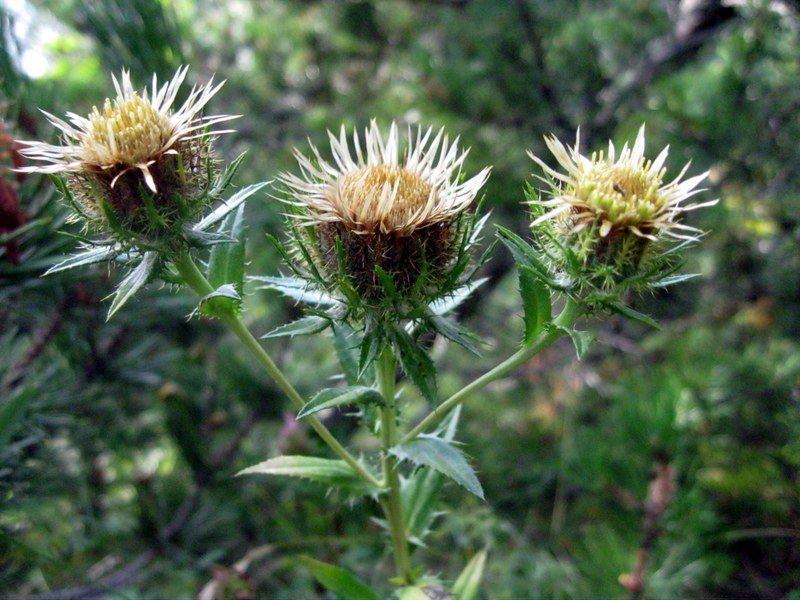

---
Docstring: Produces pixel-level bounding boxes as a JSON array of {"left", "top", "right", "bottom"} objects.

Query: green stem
[
  {"left": 173, "top": 251, "right": 381, "bottom": 489},
  {"left": 377, "top": 346, "right": 413, "bottom": 584},
  {"left": 400, "top": 297, "right": 585, "bottom": 444}
]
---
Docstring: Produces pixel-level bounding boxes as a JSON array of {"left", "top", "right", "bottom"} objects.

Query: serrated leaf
[
  {"left": 44, "top": 245, "right": 120, "bottom": 275},
  {"left": 496, "top": 225, "right": 555, "bottom": 285},
  {"left": 251, "top": 275, "right": 338, "bottom": 306},
  {"left": 209, "top": 151, "right": 247, "bottom": 198},
  {"left": 452, "top": 549, "right": 488, "bottom": 600},
  {"left": 519, "top": 265, "right": 552, "bottom": 343},
  {"left": 181, "top": 228, "right": 235, "bottom": 247},
  {"left": 391, "top": 436, "right": 483, "bottom": 499},
  {"left": 651, "top": 272, "right": 699, "bottom": 288},
  {"left": 297, "top": 386, "right": 383, "bottom": 419},
  {"left": 430, "top": 315, "right": 481, "bottom": 356},
  {"left": 358, "top": 328, "right": 381, "bottom": 378},
  {"left": 554, "top": 325, "right": 594, "bottom": 359},
  {"left": 374, "top": 264, "right": 399, "bottom": 299},
  {"left": 332, "top": 324, "right": 361, "bottom": 385},
  {"left": 439, "top": 404, "right": 462, "bottom": 441},
  {"left": 237, "top": 455, "right": 376, "bottom": 495},
  {"left": 606, "top": 301, "right": 660, "bottom": 329},
  {"left": 107, "top": 252, "right": 157, "bottom": 319},
  {"left": 98, "top": 197, "right": 126, "bottom": 237},
  {"left": 262, "top": 315, "right": 329, "bottom": 339},
  {"left": 390, "top": 327, "right": 438, "bottom": 405},
  {"left": 201, "top": 204, "right": 246, "bottom": 316},
  {"left": 198, "top": 283, "right": 242, "bottom": 318},
  {"left": 401, "top": 466, "right": 444, "bottom": 544},
  {"left": 194, "top": 181, "right": 268, "bottom": 231},
  {"left": 295, "top": 556, "right": 379, "bottom": 600},
  {"left": 428, "top": 278, "right": 487, "bottom": 316}
]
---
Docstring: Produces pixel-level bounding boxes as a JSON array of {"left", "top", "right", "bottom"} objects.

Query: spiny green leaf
[
  {"left": 519, "top": 265, "right": 552, "bottom": 344},
  {"left": 430, "top": 315, "right": 481, "bottom": 356},
  {"left": 358, "top": 328, "right": 381, "bottom": 378},
  {"left": 401, "top": 466, "right": 444, "bottom": 544},
  {"left": 554, "top": 325, "right": 595, "bottom": 359},
  {"left": 209, "top": 151, "right": 248, "bottom": 198},
  {"left": 496, "top": 225, "right": 555, "bottom": 285},
  {"left": 452, "top": 549, "right": 488, "bottom": 600},
  {"left": 390, "top": 327, "right": 438, "bottom": 405},
  {"left": 262, "top": 315, "right": 330, "bottom": 339},
  {"left": 374, "top": 264, "right": 399, "bottom": 299},
  {"left": 606, "top": 301, "right": 660, "bottom": 329},
  {"left": 297, "top": 386, "right": 383, "bottom": 419},
  {"left": 194, "top": 181, "right": 268, "bottom": 231},
  {"left": 107, "top": 252, "right": 157, "bottom": 319},
  {"left": 198, "top": 283, "right": 242, "bottom": 318},
  {"left": 391, "top": 436, "right": 484, "bottom": 499},
  {"left": 295, "top": 556, "right": 379, "bottom": 600},
  {"left": 207, "top": 203, "right": 246, "bottom": 293},
  {"left": 236, "top": 455, "right": 377, "bottom": 495},
  {"left": 251, "top": 274, "right": 338, "bottom": 306},
  {"left": 49, "top": 174, "right": 91, "bottom": 222},
  {"left": 44, "top": 245, "right": 120, "bottom": 275},
  {"left": 332, "top": 324, "right": 362, "bottom": 385},
  {"left": 651, "top": 273, "right": 699, "bottom": 288},
  {"left": 428, "top": 278, "right": 487, "bottom": 316},
  {"left": 182, "top": 228, "right": 235, "bottom": 247},
  {"left": 201, "top": 283, "right": 242, "bottom": 302},
  {"left": 98, "top": 196, "right": 126, "bottom": 238}
]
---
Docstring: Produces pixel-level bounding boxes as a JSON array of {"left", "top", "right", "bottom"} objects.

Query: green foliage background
[{"left": 1, "top": 0, "right": 798, "bottom": 598}]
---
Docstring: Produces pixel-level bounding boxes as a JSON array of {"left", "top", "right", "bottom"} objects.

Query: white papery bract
[
  {"left": 529, "top": 125, "right": 713, "bottom": 243},
  {"left": 19, "top": 66, "right": 234, "bottom": 193},
  {"left": 280, "top": 120, "right": 491, "bottom": 314},
  {"left": 281, "top": 120, "right": 490, "bottom": 236}
]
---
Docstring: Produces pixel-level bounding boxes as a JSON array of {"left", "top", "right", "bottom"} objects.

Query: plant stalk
[
  {"left": 377, "top": 345, "right": 413, "bottom": 584},
  {"left": 173, "top": 251, "right": 381, "bottom": 489},
  {"left": 400, "top": 297, "right": 585, "bottom": 443}
]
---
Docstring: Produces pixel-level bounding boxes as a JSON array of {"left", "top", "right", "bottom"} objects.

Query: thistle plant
[
  {"left": 17, "top": 66, "right": 256, "bottom": 316},
  {"left": 18, "top": 67, "right": 717, "bottom": 598},
  {"left": 280, "top": 121, "right": 489, "bottom": 317},
  {"left": 521, "top": 126, "right": 716, "bottom": 315}
]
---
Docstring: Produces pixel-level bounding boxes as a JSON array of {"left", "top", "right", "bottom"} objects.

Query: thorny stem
[
  {"left": 173, "top": 251, "right": 381, "bottom": 489},
  {"left": 376, "top": 345, "right": 413, "bottom": 584},
  {"left": 400, "top": 297, "right": 585, "bottom": 444}
]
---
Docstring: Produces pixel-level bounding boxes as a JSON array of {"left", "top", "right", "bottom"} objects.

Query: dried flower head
[
  {"left": 280, "top": 121, "right": 490, "bottom": 313},
  {"left": 18, "top": 66, "right": 235, "bottom": 242},
  {"left": 527, "top": 126, "right": 716, "bottom": 295}
]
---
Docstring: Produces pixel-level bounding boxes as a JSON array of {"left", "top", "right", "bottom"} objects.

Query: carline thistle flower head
[
  {"left": 527, "top": 125, "right": 716, "bottom": 295},
  {"left": 18, "top": 66, "right": 235, "bottom": 244},
  {"left": 280, "top": 120, "right": 490, "bottom": 316}
]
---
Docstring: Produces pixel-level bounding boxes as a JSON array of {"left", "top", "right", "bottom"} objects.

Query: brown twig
[{"left": 619, "top": 458, "right": 676, "bottom": 598}]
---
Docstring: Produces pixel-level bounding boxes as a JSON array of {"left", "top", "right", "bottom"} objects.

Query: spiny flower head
[
  {"left": 18, "top": 66, "right": 235, "bottom": 244},
  {"left": 280, "top": 120, "right": 490, "bottom": 319},
  {"left": 527, "top": 125, "right": 716, "bottom": 296}
]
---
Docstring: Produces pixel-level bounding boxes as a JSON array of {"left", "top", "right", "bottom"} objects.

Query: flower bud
[{"left": 528, "top": 126, "right": 716, "bottom": 297}]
